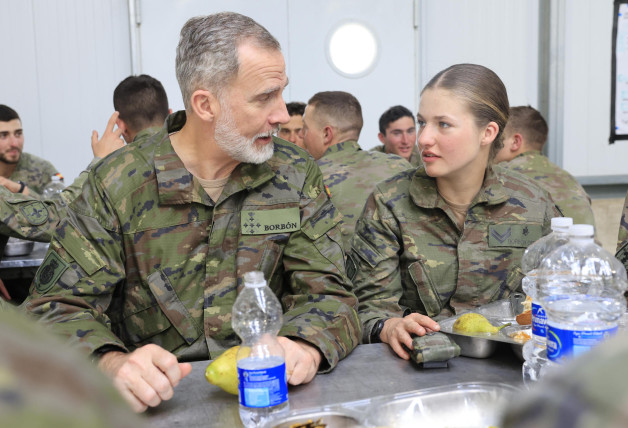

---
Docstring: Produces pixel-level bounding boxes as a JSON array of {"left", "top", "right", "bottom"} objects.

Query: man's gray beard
[{"left": 215, "top": 105, "right": 276, "bottom": 164}]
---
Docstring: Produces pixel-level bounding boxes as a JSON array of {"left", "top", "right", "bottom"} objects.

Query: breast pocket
[
  {"left": 402, "top": 259, "right": 450, "bottom": 318},
  {"left": 117, "top": 270, "right": 202, "bottom": 350}
]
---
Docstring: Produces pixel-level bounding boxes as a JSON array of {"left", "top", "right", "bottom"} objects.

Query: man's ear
[
  {"left": 116, "top": 118, "right": 131, "bottom": 142},
  {"left": 511, "top": 133, "right": 524, "bottom": 152},
  {"left": 190, "top": 89, "right": 220, "bottom": 122},
  {"left": 377, "top": 132, "right": 387, "bottom": 145},
  {"left": 323, "top": 125, "right": 335, "bottom": 146}
]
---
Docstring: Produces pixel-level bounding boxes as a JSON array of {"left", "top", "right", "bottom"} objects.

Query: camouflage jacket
[
  {"left": 317, "top": 140, "right": 410, "bottom": 249},
  {"left": 0, "top": 128, "right": 158, "bottom": 243},
  {"left": 23, "top": 111, "right": 360, "bottom": 371},
  {"left": 501, "top": 151, "right": 594, "bottom": 227},
  {"left": 502, "top": 331, "right": 628, "bottom": 428},
  {"left": 350, "top": 165, "right": 559, "bottom": 343},
  {"left": 370, "top": 143, "right": 423, "bottom": 168},
  {"left": 10, "top": 152, "right": 59, "bottom": 197}
]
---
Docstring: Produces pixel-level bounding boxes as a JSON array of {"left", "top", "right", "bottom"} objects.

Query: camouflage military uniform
[
  {"left": 317, "top": 140, "right": 410, "bottom": 249},
  {"left": 350, "top": 165, "right": 559, "bottom": 343},
  {"left": 0, "top": 127, "right": 159, "bottom": 243},
  {"left": 9, "top": 152, "right": 59, "bottom": 197},
  {"left": 0, "top": 303, "right": 148, "bottom": 428},
  {"left": 502, "top": 151, "right": 594, "bottom": 227},
  {"left": 370, "top": 144, "right": 422, "bottom": 167},
  {"left": 502, "top": 331, "right": 628, "bottom": 428},
  {"left": 23, "top": 111, "right": 361, "bottom": 371}
]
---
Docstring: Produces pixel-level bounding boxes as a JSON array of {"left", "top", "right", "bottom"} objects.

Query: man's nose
[
  {"left": 288, "top": 131, "right": 297, "bottom": 143},
  {"left": 271, "top": 100, "right": 290, "bottom": 126}
]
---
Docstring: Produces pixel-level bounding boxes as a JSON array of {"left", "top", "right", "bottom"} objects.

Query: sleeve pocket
[{"left": 62, "top": 221, "right": 105, "bottom": 276}]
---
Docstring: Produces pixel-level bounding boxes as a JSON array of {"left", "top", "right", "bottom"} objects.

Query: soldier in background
[
  {"left": 615, "top": 190, "right": 628, "bottom": 274},
  {"left": 24, "top": 12, "right": 360, "bottom": 413},
  {"left": 351, "top": 64, "right": 560, "bottom": 360},
  {"left": 278, "top": 101, "right": 306, "bottom": 149},
  {"left": 0, "top": 105, "right": 60, "bottom": 197},
  {"left": 301, "top": 91, "right": 410, "bottom": 250},
  {"left": 371, "top": 105, "right": 422, "bottom": 167},
  {"left": 495, "top": 105, "right": 595, "bottom": 227}
]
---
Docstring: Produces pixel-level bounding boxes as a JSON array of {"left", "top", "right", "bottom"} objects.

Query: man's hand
[
  {"left": 380, "top": 314, "right": 440, "bottom": 360},
  {"left": 91, "top": 112, "right": 125, "bottom": 158},
  {"left": 0, "top": 176, "right": 29, "bottom": 196},
  {"left": 97, "top": 344, "right": 192, "bottom": 412},
  {"left": 277, "top": 336, "right": 322, "bottom": 385},
  {"left": 0, "top": 278, "right": 11, "bottom": 301}
]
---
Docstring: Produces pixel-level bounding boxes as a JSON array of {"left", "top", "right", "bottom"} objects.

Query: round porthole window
[{"left": 326, "top": 22, "right": 379, "bottom": 78}]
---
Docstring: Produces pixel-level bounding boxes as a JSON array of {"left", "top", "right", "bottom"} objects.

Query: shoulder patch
[
  {"left": 35, "top": 251, "right": 69, "bottom": 294},
  {"left": 19, "top": 201, "right": 49, "bottom": 226}
]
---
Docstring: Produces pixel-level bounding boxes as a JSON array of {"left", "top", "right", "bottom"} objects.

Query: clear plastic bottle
[
  {"left": 539, "top": 224, "right": 627, "bottom": 364},
  {"left": 42, "top": 174, "right": 65, "bottom": 199},
  {"left": 520, "top": 217, "right": 572, "bottom": 385},
  {"left": 232, "top": 271, "right": 289, "bottom": 428}
]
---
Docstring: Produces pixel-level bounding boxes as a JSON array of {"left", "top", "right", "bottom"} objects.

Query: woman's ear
[
  {"left": 190, "top": 89, "right": 220, "bottom": 122},
  {"left": 481, "top": 121, "right": 500, "bottom": 146}
]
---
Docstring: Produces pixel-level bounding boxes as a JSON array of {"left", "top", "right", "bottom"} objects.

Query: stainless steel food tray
[
  {"left": 263, "top": 382, "right": 520, "bottom": 428},
  {"left": 3, "top": 237, "right": 35, "bottom": 257},
  {"left": 439, "top": 295, "right": 531, "bottom": 359}
]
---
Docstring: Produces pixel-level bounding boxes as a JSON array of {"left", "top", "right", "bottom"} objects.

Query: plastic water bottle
[
  {"left": 520, "top": 217, "right": 572, "bottom": 385},
  {"left": 42, "top": 174, "right": 66, "bottom": 199},
  {"left": 539, "top": 224, "right": 627, "bottom": 364},
  {"left": 232, "top": 271, "right": 289, "bottom": 428}
]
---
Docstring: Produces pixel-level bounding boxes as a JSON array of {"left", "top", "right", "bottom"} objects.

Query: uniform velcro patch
[
  {"left": 241, "top": 208, "right": 300, "bottom": 235},
  {"left": 488, "top": 224, "right": 542, "bottom": 248},
  {"left": 19, "top": 201, "right": 49, "bottom": 226},
  {"left": 35, "top": 251, "right": 69, "bottom": 294}
]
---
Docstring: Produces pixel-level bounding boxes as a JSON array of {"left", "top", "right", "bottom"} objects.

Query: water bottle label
[
  {"left": 238, "top": 362, "right": 288, "bottom": 408},
  {"left": 546, "top": 324, "right": 617, "bottom": 362},
  {"left": 531, "top": 302, "right": 546, "bottom": 338}
]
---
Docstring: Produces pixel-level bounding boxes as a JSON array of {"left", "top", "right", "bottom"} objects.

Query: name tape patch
[{"left": 241, "top": 208, "right": 300, "bottom": 235}]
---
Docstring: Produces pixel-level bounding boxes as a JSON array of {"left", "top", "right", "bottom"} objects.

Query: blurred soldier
[
  {"left": 24, "top": 12, "right": 360, "bottom": 413},
  {"left": 372, "top": 105, "right": 422, "bottom": 167},
  {"left": 301, "top": 91, "right": 410, "bottom": 249},
  {"left": 0, "top": 105, "right": 60, "bottom": 197},
  {"left": 0, "top": 302, "right": 149, "bottom": 428},
  {"left": 502, "top": 331, "right": 628, "bottom": 428},
  {"left": 495, "top": 105, "right": 595, "bottom": 227},
  {"left": 278, "top": 101, "right": 306, "bottom": 149}
]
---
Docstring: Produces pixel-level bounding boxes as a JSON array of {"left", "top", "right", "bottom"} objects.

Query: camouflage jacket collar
[
  {"left": 408, "top": 165, "right": 510, "bottom": 209},
  {"left": 323, "top": 140, "right": 361, "bottom": 157},
  {"left": 133, "top": 126, "right": 162, "bottom": 143},
  {"left": 154, "top": 111, "right": 276, "bottom": 206}
]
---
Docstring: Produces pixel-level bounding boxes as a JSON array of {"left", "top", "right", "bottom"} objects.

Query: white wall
[
  {"left": 0, "top": 0, "right": 622, "bottom": 183},
  {"left": 0, "top": 0, "right": 131, "bottom": 183},
  {"left": 563, "top": 0, "right": 626, "bottom": 177}
]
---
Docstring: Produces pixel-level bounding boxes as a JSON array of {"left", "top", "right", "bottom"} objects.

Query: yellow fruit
[
  {"left": 453, "top": 313, "right": 510, "bottom": 334},
  {"left": 205, "top": 345, "right": 250, "bottom": 395}
]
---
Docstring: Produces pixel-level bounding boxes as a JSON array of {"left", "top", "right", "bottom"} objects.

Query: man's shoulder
[
  {"left": 505, "top": 151, "right": 582, "bottom": 187},
  {"left": 268, "top": 137, "right": 317, "bottom": 172},
  {"left": 19, "top": 152, "right": 58, "bottom": 171},
  {"left": 369, "top": 144, "right": 386, "bottom": 153},
  {"left": 91, "top": 131, "right": 163, "bottom": 192}
]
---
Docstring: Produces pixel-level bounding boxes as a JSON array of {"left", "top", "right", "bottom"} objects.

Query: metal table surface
[
  {"left": 0, "top": 242, "right": 48, "bottom": 269},
  {"left": 146, "top": 342, "right": 523, "bottom": 427}
]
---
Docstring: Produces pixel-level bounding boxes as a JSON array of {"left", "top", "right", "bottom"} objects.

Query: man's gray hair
[{"left": 176, "top": 12, "right": 281, "bottom": 111}]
